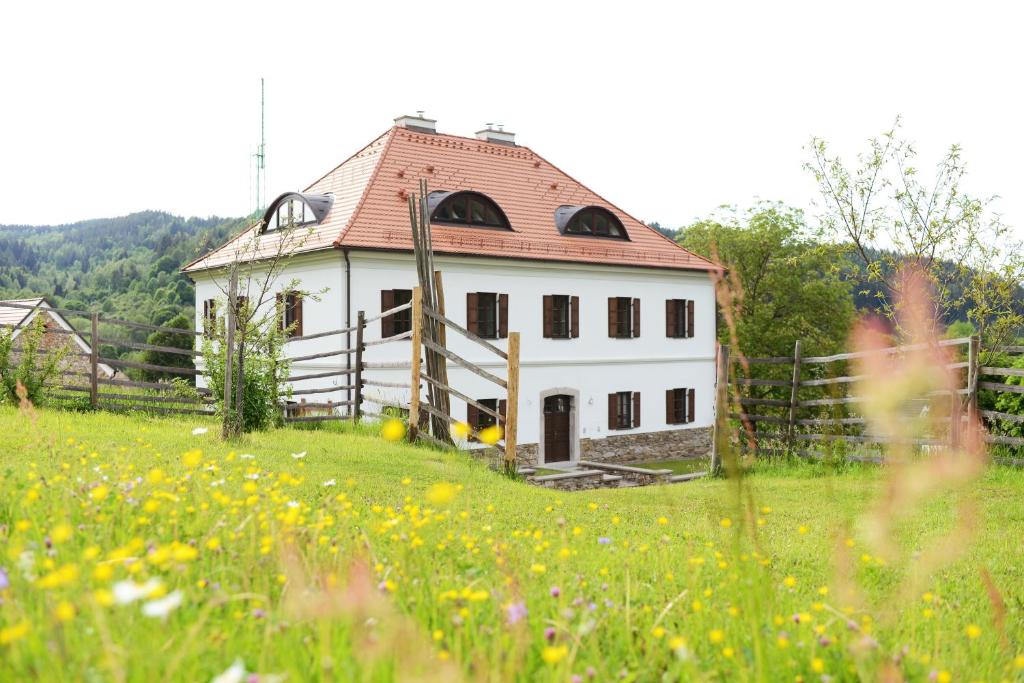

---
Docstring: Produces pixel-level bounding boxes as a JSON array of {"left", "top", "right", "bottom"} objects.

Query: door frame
[{"left": 538, "top": 387, "right": 580, "bottom": 467}]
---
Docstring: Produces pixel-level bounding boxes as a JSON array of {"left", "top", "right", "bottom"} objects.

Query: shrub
[{"left": 0, "top": 315, "right": 69, "bottom": 404}]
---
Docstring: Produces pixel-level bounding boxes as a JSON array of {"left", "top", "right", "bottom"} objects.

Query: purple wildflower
[
  {"left": 544, "top": 626, "right": 556, "bottom": 642},
  {"left": 505, "top": 601, "right": 528, "bottom": 626},
  {"left": 550, "top": 586, "right": 560, "bottom": 598},
  {"left": 0, "top": 567, "right": 8, "bottom": 590},
  {"left": 598, "top": 537, "right": 611, "bottom": 545}
]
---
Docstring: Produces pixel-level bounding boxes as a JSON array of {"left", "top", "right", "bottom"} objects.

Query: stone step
[
  {"left": 669, "top": 471, "right": 708, "bottom": 483},
  {"left": 518, "top": 468, "right": 537, "bottom": 476},
  {"left": 601, "top": 474, "right": 623, "bottom": 483},
  {"left": 578, "top": 460, "right": 672, "bottom": 477},
  {"left": 531, "top": 469, "right": 604, "bottom": 483}
]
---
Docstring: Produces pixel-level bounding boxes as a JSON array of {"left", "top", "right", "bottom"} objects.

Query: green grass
[{"left": 1, "top": 406, "right": 1023, "bottom": 681}]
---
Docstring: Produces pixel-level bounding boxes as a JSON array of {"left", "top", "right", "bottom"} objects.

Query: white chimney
[
  {"left": 394, "top": 112, "right": 437, "bottom": 133},
  {"left": 475, "top": 124, "right": 516, "bottom": 146}
]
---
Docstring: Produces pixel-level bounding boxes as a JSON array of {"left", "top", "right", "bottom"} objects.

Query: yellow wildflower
[{"left": 541, "top": 644, "right": 568, "bottom": 665}]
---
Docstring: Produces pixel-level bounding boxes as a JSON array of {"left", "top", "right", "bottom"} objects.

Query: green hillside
[{"left": 0, "top": 211, "right": 245, "bottom": 326}]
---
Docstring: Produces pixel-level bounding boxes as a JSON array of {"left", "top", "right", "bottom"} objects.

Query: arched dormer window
[
  {"left": 262, "top": 192, "right": 334, "bottom": 232},
  {"left": 428, "top": 191, "right": 511, "bottom": 230},
  {"left": 555, "top": 205, "right": 629, "bottom": 240}
]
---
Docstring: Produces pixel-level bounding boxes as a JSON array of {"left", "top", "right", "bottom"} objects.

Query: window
[
  {"left": 608, "top": 297, "right": 639, "bottom": 338},
  {"left": 278, "top": 291, "right": 303, "bottom": 337},
  {"left": 555, "top": 206, "right": 628, "bottom": 239},
  {"left": 467, "top": 292, "right": 508, "bottom": 339},
  {"left": 429, "top": 191, "right": 511, "bottom": 229},
  {"left": 262, "top": 193, "right": 333, "bottom": 233},
  {"left": 608, "top": 391, "right": 640, "bottom": 430},
  {"left": 467, "top": 398, "right": 506, "bottom": 434},
  {"left": 381, "top": 289, "right": 413, "bottom": 337},
  {"left": 666, "top": 387, "right": 696, "bottom": 424},
  {"left": 543, "top": 295, "right": 579, "bottom": 339},
  {"left": 202, "top": 299, "right": 217, "bottom": 337},
  {"left": 269, "top": 199, "right": 317, "bottom": 231},
  {"left": 666, "top": 299, "right": 694, "bottom": 338}
]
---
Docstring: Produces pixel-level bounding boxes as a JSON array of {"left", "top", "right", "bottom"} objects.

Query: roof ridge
[{"left": 333, "top": 127, "right": 397, "bottom": 247}]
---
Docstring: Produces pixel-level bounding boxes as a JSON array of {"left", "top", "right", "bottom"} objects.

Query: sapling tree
[{"left": 806, "top": 117, "right": 1024, "bottom": 349}]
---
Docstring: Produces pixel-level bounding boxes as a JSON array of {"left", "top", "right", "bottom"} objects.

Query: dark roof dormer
[{"left": 262, "top": 192, "right": 334, "bottom": 232}]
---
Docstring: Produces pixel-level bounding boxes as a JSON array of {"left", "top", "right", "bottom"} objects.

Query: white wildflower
[
  {"left": 142, "top": 589, "right": 183, "bottom": 619},
  {"left": 211, "top": 658, "right": 246, "bottom": 683},
  {"left": 192, "top": 427, "right": 209, "bottom": 436},
  {"left": 290, "top": 451, "right": 306, "bottom": 459},
  {"left": 113, "top": 578, "right": 163, "bottom": 605},
  {"left": 239, "top": 454, "right": 255, "bottom": 460},
  {"left": 322, "top": 479, "right": 336, "bottom": 487}
]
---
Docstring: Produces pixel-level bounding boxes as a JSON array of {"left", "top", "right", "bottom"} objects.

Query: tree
[
  {"left": 806, "top": 118, "right": 1024, "bottom": 349},
  {"left": 140, "top": 313, "right": 195, "bottom": 383},
  {"left": 679, "top": 202, "right": 856, "bottom": 359}
]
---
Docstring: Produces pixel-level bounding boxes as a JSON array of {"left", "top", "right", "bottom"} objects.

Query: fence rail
[{"left": 721, "top": 334, "right": 1024, "bottom": 463}]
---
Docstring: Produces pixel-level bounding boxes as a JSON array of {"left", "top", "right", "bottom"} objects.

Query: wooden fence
[
  {"left": 1, "top": 300, "right": 213, "bottom": 416},
  {"left": 721, "top": 335, "right": 1024, "bottom": 461}
]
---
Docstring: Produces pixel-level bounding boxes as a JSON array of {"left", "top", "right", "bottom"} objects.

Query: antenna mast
[{"left": 254, "top": 77, "right": 266, "bottom": 214}]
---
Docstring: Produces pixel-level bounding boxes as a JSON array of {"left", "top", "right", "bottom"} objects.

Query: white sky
[{"left": 1, "top": 0, "right": 1021, "bottom": 237}]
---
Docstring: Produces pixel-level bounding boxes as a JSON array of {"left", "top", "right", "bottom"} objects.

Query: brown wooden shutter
[
  {"left": 666, "top": 299, "right": 677, "bottom": 338},
  {"left": 499, "top": 399, "right": 507, "bottom": 427},
  {"left": 543, "top": 295, "right": 553, "bottom": 338},
  {"left": 632, "top": 298, "right": 641, "bottom": 337},
  {"left": 666, "top": 388, "right": 675, "bottom": 424},
  {"left": 687, "top": 299, "right": 695, "bottom": 338},
  {"left": 498, "top": 293, "right": 509, "bottom": 339},
  {"left": 570, "top": 296, "right": 580, "bottom": 338},
  {"left": 467, "top": 293, "right": 479, "bottom": 335},
  {"left": 276, "top": 293, "right": 284, "bottom": 331},
  {"left": 608, "top": 393, "right": 617, "bottom": 430},
  {"left": 467, "top": 403, "right": 479, "bottom": 431},
  {"left": 607, "top": 298, "right": 617, "bottom": 337},
  {"left": 293, "top": 293, "right": 303, "bottom": 337},
  {"left": 688, "top": 388, "right": 696, "bottom": 423},
  {"left": 632, "top": 392, "right": 641, "bottom": 428},
  {"left": 381, "top": 290, "right": 395, "bottom": 337}
]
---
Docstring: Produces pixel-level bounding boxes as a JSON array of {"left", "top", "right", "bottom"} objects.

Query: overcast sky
[{"left": 1, "top": 0, "right": 1021, "bottom": 237}]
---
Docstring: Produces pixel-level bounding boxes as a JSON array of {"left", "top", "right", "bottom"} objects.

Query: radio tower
[{"left": 253, "top": 77, "right": 266, "bottom": 215}]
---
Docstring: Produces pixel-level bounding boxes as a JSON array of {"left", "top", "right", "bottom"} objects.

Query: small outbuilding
[{"left": 0, "top": 298, "right": 116, "bottom": 379}]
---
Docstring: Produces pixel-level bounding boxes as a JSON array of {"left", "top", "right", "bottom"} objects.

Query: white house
[{"left": 184, "top": 115, "right": 721, "bottom": 467}]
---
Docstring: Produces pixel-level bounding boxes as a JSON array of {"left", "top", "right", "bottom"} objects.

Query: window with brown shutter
[
  {"left": 688, "top": 388, "right": 696, "bottom": 423},
  {"left": 609, "top": 391, "right": 638, "bottom": 430},
  {"left": 278, "top": 291, "right": 303, "bottom": 337},
  {"left": 666, "top": 299, "right": 695, "bottom": 338},
  {"left": 203, "top": 299, "right": 216, "bottom": 337},
  {"left": 468, "top": 398, "right": 501, "bottom": 436},
  {"left": 666, "top": 387, "right": 696, "bottom": 424},
  {"left": 687, "top": 300, "right": 695, "bottom": 338},
  {"left": 609, "top": 297, "right": 635, "bottom": 338},
  {"left": 381, "top": 289, "right": 412, "bottom": 337},
  {"left": 468, "top": 292, "right": 505, "bottom": 339},
  {"left": 570, "top": 296, "right": 579, "bottom": 338},
  {"left": 545, "top": 295, "right": 572, "bottom": 339}
]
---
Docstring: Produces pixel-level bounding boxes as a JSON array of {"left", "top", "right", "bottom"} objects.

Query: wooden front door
[{"left": 543, "top": 394, "right": 572, "bottom": 463}]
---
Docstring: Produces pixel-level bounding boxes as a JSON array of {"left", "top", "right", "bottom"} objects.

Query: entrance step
[
  {"left": 669, "top": 471, "right": 708, "bottom": 483},
  {"left": 530, "top": 469, "right": 605, "bottom": 491},
  {"left": 577, "top": 460, "right": 673, "bottom": 485}
]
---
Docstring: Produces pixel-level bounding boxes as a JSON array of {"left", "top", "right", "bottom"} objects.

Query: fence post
[
  {"left": 222, "top": 273, "right": 237, "bottom": 440},
  {"left": 967, "top": 334, "right": 980, "bottom": 424},
  {"left": 408, "top": 287, "right": 422, "bottom": 442},
  {"left": 353, "top": 310, "right": 365, "bottom": 422},
  {"left": 504, "top": 332, "right": 520, "bottom": 469},
  {"left": 786, "top": 339, "right": 803, "bottom": 452},
  {"left": 89, "top": 313, "right": 99, "bottom": 409},
  {"left": 711, "top": 344, "right": 730, "bottom": 476}
]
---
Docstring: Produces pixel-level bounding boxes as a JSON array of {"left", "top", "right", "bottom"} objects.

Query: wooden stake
[
  {"left": 222, "top": 272, "right": 237, "bottom": 440},
  {"left": 89, "top": 312, "right": 99, "bottom": 409},
  {"left": 711, "top": 344, "right": 730, "bottom": 476},
  {"left": 353, "top": 310, "right": 365, "bottom": 422},
  {"left": 408, "top": 287, "right": 422, "bottom": 442},
  {"left": 504, "top": 332, "right": 520, "bottom": 467},
  {"left": 967, "top": 334, "right": 980, "bottom": 424},
  {"left": 786, "top": 339, "right": 803, "bottom": 449}
]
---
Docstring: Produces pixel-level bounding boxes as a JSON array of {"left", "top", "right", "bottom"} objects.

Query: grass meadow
[{"left": 1, "top": 405, "right": 1023, "bottom": 681}]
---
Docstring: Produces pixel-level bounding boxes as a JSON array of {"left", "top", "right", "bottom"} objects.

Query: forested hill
[{"left": 0, "top": 211, "right": 246, "bottom": 326}]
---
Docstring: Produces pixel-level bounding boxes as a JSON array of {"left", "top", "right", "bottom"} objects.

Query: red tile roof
[{"left": 185, "top": 127, "right": 719, "bottom": 273}]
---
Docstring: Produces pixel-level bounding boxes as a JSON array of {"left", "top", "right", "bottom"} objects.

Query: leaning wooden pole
[
  {"left": 967, "top": 334, "right": 980, "bottom": 425},
  {"left": 504, "top": 332, "right": 520, "bottom": 470},
  {"left": 89, "top": 312, "right": 99, "bottom": 409},
  {"left": 353, "top": 310, "right": 365, "bottom": 422},
  {"left": 786, "top": 339, "right": 803, "bottom": 452},
  {"left": 711, "top": 344, "right": 730, "bottom": 476},
  {"left": 408, "top": 287, "right": 423, "bottom": 442},
  {"left": 222, "top": 272, "right": 237, "bottom": 439}
]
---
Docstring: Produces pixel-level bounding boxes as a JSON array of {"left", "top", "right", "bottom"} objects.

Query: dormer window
[
  {"left": 428, "top": 191, "right": 511, "bottom": 230},
  {"left": 261, "top": 192, "right": 334, "bottom": 233},
  {"left": 555, "top": 205, "right": 629, "bottom": 240}
]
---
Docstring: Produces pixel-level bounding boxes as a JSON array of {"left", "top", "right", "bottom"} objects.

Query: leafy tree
[
  {"left": 806, "top": 117, "right": 1024, "bottom": 350},
  {"left": 0, "top": 316, "right": 70, "bottom": 404},
  {"left": 679, "top": 202, "right": 856, "bottom": 359},
  {"left": 140, "top": 313, "right": 195, "bottom": 383}
]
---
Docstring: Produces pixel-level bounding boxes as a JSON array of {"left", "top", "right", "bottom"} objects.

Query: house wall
[{"left": 193, "top": 249, "right": 717, "bottom": 465}]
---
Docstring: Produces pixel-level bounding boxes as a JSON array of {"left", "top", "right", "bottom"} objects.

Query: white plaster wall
[{"left": 192, "top": 249, "right": 718, "bottom": 463}]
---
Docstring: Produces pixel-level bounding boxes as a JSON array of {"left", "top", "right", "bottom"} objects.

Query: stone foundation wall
[{"left": 509, "top": 426, "right": 712, "bottom": 467}]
